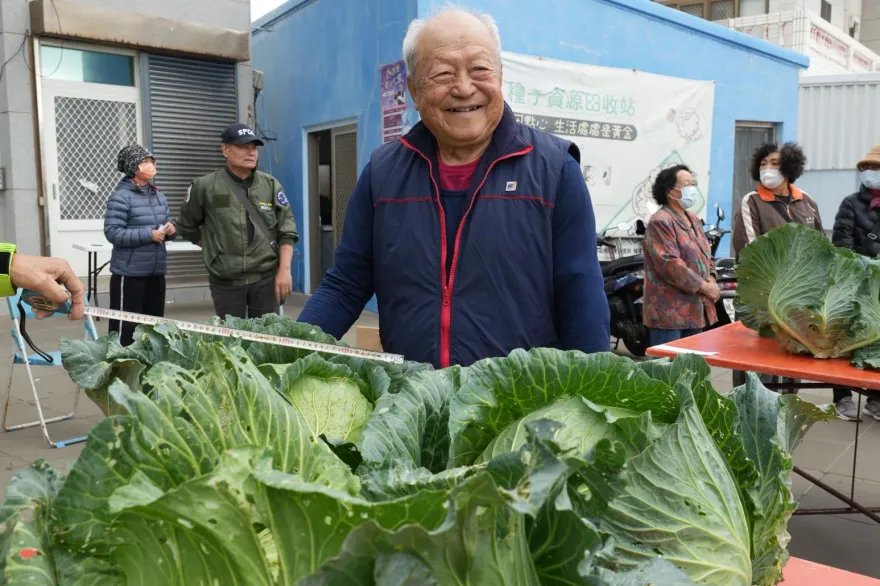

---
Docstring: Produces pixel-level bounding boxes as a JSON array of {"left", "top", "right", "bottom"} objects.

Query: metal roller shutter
[{"left": 146, "top": 54, "right": 238, "bottom": 285}]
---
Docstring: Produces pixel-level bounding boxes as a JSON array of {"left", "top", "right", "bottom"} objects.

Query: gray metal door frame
[
  {"left": 307, "top": 132, "right": 321, "bottom": 293},
  {"left": 732, "top": 121, "right": 777, "bottom": 218},
  {"left": 330, "top": 125, "right": 358, "bottom": 248}
]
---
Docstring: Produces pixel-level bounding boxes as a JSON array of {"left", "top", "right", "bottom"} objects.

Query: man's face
[
  {"left": 222, "top": 142, "right": 259, "bottom": 170},
  {"left": 407, "top": 13, "right": 503, "bottom": 150}
]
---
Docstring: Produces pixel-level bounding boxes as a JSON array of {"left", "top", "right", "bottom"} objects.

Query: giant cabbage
[
  {"left": 2, "top": 335, "right": 831, "bottom": 585},
  {"left": 61, "top": 315, "right": 427, "bottom": 416},
  {"left": 736, "top": 222, "right": 880, "bottom": 369}
]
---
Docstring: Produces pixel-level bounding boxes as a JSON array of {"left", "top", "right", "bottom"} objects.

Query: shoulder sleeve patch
[
  {"left": 185, "top": 184, "right": 192, "bottom": 203},
  {"left": 277, "top": 191, "right": 289, "bottom": 207}
]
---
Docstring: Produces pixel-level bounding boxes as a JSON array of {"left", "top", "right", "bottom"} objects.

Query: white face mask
[
  {"left": 760, "top": 168, "right": 785, "bottom": 189},
  {"left": 861, "top": 170, "right": 880, "bottom": 190},
  {"left": 676, "top": 185, "right": 698, "bottom": 210}
]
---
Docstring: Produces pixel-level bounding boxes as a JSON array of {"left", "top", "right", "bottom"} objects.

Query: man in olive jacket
[{"left": 178, "top": 124, "right": 298, "bottom": 319}]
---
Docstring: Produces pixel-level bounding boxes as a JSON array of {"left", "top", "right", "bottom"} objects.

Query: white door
[{"left": 38, "top": 44, "right": 142, "bottom": 278}]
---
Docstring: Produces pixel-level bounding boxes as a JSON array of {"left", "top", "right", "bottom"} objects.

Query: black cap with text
[{"left": 221, "top": 123, "right": 265, "bottom": 146}]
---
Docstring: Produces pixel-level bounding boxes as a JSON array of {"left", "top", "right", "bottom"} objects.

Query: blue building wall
[
  {"left": 253, "top": 0, "right": 807, "bottom": 305},
  {"left": 252, "top": 0, "right": 417, "bottom": 308}
]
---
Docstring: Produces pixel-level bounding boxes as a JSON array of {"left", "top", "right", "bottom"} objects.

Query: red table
[
  {"left": 783, "top": 557, "right": 880, "bottom": 584},
  {"left": 646, "top": 322, "right": 880, "bottom": 390},
  {"left": 646, "top": 322, "right": 880, "bottom": 524}
]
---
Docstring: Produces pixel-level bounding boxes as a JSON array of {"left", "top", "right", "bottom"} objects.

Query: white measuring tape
[{"left": 81, "top": 306, "right": 404, "bottom": 364}]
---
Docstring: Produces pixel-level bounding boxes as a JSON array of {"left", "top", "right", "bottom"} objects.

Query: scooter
[
  {"left": 598, "top": 222, "right": 649, "bottom": 357},
  {"left": 704, "top": 205, "right": 736, "bottom": 328}
]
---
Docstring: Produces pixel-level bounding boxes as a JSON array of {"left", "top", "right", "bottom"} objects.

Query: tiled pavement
[{"left": 0, "top": 298, "right": 878, "bottom": 578}]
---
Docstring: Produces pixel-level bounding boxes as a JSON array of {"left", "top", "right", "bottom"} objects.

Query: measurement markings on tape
[{"left": 81, "top": 306, "right": 404, "bottom": 364}]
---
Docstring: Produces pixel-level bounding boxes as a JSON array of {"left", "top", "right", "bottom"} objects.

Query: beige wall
[
  {"left": 0, "top": 0, "right": 253, "bottom": 254},
  {"left": 862, "top": 0, "right": 880, "bottom": 54}
]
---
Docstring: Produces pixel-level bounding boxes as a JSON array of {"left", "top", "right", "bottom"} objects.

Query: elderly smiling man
[{"left": 297, "top": 7, "right": 609, "bottom": 368}]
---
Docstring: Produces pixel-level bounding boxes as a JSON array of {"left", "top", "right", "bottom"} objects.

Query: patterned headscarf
[{"left": 116, "top": 144, "right": 154, "bottom": 178}]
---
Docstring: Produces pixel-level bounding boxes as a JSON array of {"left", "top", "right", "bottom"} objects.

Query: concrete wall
[
  {"left": 768, "top": 0, "right": 859, "bottom": 31},
  {"left": 863, "top": 0, "right": 880, "bottom": 55},
  {"left": 0, "top": 1, "right": 42, "bottom": 254},
  {"left": 252, "top": 0, "right": 418, "bottom": 301},
  {"left": 0, "top": 0, "right": 253, "bottom": 255},
  {"left": 798, "top": 168, "right": 860, "bottom": 230}
]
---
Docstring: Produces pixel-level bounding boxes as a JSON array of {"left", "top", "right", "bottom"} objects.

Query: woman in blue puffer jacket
[{"left": 103, "top": 144, "right": 176, "bottom": 346}]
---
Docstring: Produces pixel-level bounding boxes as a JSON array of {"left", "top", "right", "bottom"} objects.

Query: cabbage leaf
[{"left": 737, "top": 222, "right": 880, "bottom": 368}]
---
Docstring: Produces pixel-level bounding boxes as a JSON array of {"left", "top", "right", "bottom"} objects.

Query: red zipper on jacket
[{"left": 401, "top": 138, "right": 534, "bottom": 367}]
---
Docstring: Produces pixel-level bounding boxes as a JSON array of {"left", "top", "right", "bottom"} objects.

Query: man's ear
[
  {"left": 406, "top": 75, "right": 419, "bottom": 111},
  {"left": 220, "top": 144, "right": 229, "bottom": 158}
]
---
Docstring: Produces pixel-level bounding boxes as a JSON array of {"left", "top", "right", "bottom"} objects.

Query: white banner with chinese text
[{"left": 501, "top": 52, "right": 716, "bottom": 234}]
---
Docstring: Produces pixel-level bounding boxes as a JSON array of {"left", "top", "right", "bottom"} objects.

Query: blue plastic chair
[{"left": 2, "top": 290, "right": 99, "bottom": 448}]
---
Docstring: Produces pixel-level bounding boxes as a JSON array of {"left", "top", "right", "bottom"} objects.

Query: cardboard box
[{"left": 356, "top": 326, "right": 382, "bottom": 352}]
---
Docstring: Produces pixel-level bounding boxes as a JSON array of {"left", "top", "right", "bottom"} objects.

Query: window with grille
[
  {"left": 681, "top": 3, "right": 705, "bottom": 17},
  {"left": 821, "top": 0, "right": 832, "bottom": 22},
  {"left": 660, "top": 0, "right": 743, "bottom": 20},
  {"left": 55, "top": 97, "right": 138, "bottom": 220},
  {"left": 710, "top": 0, "right": 735, "bottom": 20},
  {"left": 739, "top": 0, "right": 765, "bottom": 17}
]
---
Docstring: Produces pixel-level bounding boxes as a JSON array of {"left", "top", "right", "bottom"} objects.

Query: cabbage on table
[{"left": 737, "top": 222, "right": 880, "bottom": 369}]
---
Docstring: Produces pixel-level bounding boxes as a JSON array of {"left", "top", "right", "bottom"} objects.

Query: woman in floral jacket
[{"left": 642, "top": 165, "right": 719, "bottom": 346}]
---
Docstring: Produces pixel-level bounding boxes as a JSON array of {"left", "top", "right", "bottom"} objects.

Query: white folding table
[{"left": 73, "top": 241, "right": 202, "bottom": 308}]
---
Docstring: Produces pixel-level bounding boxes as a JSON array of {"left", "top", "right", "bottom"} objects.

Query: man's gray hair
[{"left": 402, "top": 4, "right": 502, "bottom": 79}]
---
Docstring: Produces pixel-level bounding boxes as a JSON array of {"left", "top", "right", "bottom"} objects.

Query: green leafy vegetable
[
  {"left": 5, "top": 333, "right": 831, "bottom": 585},
  {"left": 448, "top": 349, "right": 679, "bottom": 467},
  {"left": 730, "top": 374, "right": 832, "bottom": 585},
  {"left": 262, "top": 354, "right": 377, "bottom": 443},
  {"left": 737, "top": 222, "right": 880, "bottom": 368},
  {"left": 51, "top": 343, "right": 358, "bottom": 563},
  {"left": 596, "top": 376, "right": 752, "bottom": 583}
]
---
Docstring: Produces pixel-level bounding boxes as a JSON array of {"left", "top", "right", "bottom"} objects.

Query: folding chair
[{"left": 2, "top": 290, "right": 99, "bottom": 448}]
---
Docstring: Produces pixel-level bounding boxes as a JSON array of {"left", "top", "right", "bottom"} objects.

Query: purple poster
[{"left": 380, "top": 60, "right": 407, "bottom": 143}]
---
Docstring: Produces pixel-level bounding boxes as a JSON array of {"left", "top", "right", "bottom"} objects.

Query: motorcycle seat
[{"left": 601, "top": 254, "right": 644, "bottom": 277}]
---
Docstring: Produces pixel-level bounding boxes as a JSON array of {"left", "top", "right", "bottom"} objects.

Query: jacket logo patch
[
  {"left": 277, "top": 191, "right": 289, "bottom": 207},
  {"left": 259, "top": 203, "right": 272, "bottom": 211},
  {"left": 505, "top": 181, "right": 517, "bottom": 192}
]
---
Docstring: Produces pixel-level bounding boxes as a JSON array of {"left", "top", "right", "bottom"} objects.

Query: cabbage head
[{"left": 736, "top": 223, "right": 880, "bottom": 369}]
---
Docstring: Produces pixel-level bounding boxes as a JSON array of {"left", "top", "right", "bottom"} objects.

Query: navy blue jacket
[
  {"left": 298, "top": 103, "right": 609, "bottom": 368},
  {"left": 103, "top": 178, "right": 175, "bottom": 277}
]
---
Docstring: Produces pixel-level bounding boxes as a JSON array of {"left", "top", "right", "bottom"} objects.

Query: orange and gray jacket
[{"left": 732, "top": 184, "right": 824, "bottom": 260}]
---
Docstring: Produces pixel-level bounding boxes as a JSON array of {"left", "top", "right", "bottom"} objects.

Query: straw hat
[{"left": 857, "top": 145, "right": 880, "bottom": 170}]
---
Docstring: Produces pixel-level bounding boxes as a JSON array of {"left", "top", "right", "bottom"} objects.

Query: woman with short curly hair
[
  {"left": 730, "top": 142, "right": 825, "bottom": 408},
  {"left": 731, "top": 142, "right": 823, "bottom": 259},
  {"left": 642, "top": 164, "right": 719, "bottom": 346}
]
